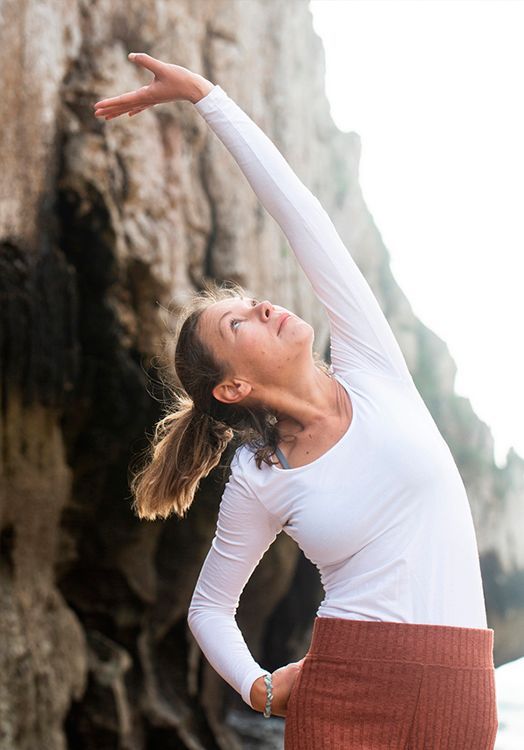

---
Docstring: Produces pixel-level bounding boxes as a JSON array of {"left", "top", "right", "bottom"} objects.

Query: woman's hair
[{"left": 129, "top": 278, "right": 332, "bottom": 521}]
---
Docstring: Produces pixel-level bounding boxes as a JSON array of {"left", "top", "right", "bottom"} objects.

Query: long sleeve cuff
[
  {"left": 194, "top": 83, "right": 228, "bottom": 114},
  {"left": 241, "top": 666, "right": 270, "bottom": 709}
]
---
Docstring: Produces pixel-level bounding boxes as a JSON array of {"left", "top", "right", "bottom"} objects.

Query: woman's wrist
[
  {"left": 250, "top": 674, "right": 269, "bottom": 712},
  {"left": 187, "top": 74, "right": 214, "bottom": 104}
]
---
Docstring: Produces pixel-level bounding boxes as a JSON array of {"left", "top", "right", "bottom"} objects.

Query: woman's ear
[{"left": 212, "top": 379, "right": 252, "bottom": 406}]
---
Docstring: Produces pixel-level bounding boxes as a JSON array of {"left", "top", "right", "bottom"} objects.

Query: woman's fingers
[
  {"left": 129, "top": 106, "right": 149, "bottom": 117},
  {"left": 95, "top": 108, "right": 127, "bottom": 120},
  {"left": 128, "top": 52, "right": 164, "bottom": 76},
  {"left": 94, "top": 105, "right": 123, "bottom": 116},
  {"left": 93, "top": 102, "right": 150, "bottom": 120},
  {"left": 95, "top": 85, "right": 151, "bottom": 111},
  {"left": 94, "top": 98, "right": 152, "bottom": 118},
  {"left": 95, "top": 103, "right": 132, "bottom": 116},
  {"left": 94, "top": 53, "right": 163, "bottom": 111},
  {"left": 93, "top": 52, "right": 202, "bottom": 120}
]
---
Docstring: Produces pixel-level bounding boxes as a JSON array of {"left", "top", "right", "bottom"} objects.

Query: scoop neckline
[{"left": 270, "top": 372, "right": 357, "bottom": 474}]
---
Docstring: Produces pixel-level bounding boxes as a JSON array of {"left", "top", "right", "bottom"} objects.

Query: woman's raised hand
[{"left": 93, "top": 53, "right": 214, "bottom": 120}]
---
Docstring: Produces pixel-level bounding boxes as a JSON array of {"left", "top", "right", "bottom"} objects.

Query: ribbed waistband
[{"left": 308, "top": 616, "right": 495, "bottom": 669}]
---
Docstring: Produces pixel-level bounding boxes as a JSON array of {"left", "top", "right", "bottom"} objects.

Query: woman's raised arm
[{"left": 94, "top": 54, "right": 412, "bottom": 384}]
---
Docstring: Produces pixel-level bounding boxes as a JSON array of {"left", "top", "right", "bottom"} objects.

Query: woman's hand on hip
[
  {"left": 93, "top": 53, "right": 214, "bottom": 120},
  {"left": 251, "top": 657, "right": 306, "bottom": 718}
]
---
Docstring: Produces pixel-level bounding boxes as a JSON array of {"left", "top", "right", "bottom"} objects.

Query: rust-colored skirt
[{"left": 284, "top": 616, "right": 498, "bottom": 749}]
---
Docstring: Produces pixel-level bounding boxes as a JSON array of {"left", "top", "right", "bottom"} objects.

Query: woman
[{"left": 94, "top": 53, "right": 499, "bottom": 749}]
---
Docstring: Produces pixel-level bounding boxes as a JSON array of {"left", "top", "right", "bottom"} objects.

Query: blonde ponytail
[{"left": 130, "top": 392, "right": 233, "bottom": 520}]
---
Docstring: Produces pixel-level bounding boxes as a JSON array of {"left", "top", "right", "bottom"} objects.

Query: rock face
[{"left": 0, "top": 0, "right": 522, "bottom": 748}]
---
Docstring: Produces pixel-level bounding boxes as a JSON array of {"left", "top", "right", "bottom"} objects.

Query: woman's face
[{"left": 197, "top": 295, "right": 313, "bottom": 405}]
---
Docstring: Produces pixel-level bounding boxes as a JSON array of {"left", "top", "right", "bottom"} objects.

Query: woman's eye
[{"left": 230, "top": 300, "right": 258, "bottom": 331}]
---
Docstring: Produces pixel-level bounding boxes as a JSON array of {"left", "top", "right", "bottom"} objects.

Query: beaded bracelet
[{"left": 263, "top": 673, "right": 273, "bottom": 718}]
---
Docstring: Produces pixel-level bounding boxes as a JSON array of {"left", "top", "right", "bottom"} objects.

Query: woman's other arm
[{"left": 187, "top": 448, "right": 283, "bottom": 710}]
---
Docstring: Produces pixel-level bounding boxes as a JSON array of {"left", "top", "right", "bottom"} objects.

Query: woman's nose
[{"left": 259, "top": 300, "right": 274, "bottom": 319}]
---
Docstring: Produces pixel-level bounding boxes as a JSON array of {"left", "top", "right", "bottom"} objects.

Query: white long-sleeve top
[{"left": 187, "top": 84, "right": 489, "bottom": 710}]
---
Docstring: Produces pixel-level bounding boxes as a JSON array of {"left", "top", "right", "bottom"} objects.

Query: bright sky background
[{"left": 309, "top": 0, "right": 523, "bottom": 468}]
